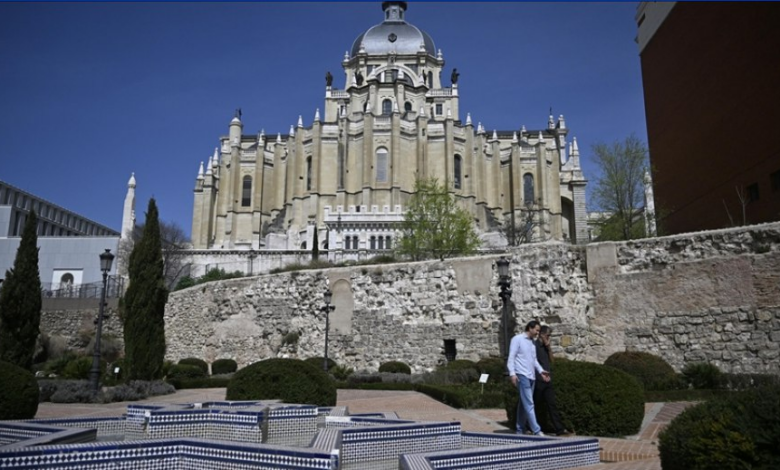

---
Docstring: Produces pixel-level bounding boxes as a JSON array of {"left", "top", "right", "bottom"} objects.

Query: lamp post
[
  {"left": 89, "top": 249, "right": 114, "bottom": 394},
  {"left": 322, "top": 289, "right": 336, "bottom": 372},
  {"left": 248, "top": 249, "right": 257, "bottom": 275},
  {"left": 496, "top": 257, "right": 512, "bottom": 359}
]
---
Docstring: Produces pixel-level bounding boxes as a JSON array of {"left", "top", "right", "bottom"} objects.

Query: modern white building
[{"left": 0, "top": 179, "right": 121, "bottom": 297}]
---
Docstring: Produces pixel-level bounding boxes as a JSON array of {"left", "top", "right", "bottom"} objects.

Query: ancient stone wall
[{"left": 43, "top": 222, "right": 780, "bottom": 374}]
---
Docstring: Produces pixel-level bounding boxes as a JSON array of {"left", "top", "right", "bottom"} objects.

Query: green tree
[
  {"left": 123, "top": 199, "right": 168, "bottom": 380},
  {"left": 397, "top": 177, "right": 481, "bottom": 261},
  {"left": 0, "top": 210, "right": 42, "bottom": 370},
  {"left": 591, "top": 135, "right": 650, "bottom": 241}
]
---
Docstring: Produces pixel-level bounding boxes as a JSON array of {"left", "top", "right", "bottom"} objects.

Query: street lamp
[
  {"left": 496, "top": 256, "right": 512, "bottom": 359},
  {"left": 89, "top": 249, "right": 114, "bottom": 394},
  {"left": 321, "top": 289, "right": 336, "bottom": 372},
  {"left": 247, "top": 249, "right": 257, "bottom": 275}
]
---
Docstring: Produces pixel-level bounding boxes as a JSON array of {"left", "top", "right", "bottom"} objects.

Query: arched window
[
  {"left": 454, "top": 154, "right": 462, "bottom": 189},
  {"left": 370, "top": 236, "right": 376, "bottom": 250},
  {"left": 377, "top": 236, "right": 384, "bottom": 250},
  {"left": 404, "top": 101, "right": 412, "bottom": 113},
  {"left": 385, "top": 236, "right": 392, "bottom": 250},
  {"left": 352, "top": 235, "right": 359, "bottom": 249},
  {"left": 523, "top": 173, "right": 535, "bottom": 205},
  {"left": 376, "top": 147, "right": 388, "bottom": 183},
  {"left": 428, "top": 71, "right": 433, "bottom": 87},
  {"left": 306, "top": 157, "right": 312, "bottom": 191},
  {"left": 60, "top": 273, "right": 74, "bottom": 286},
  {"left": 241, "top": 175, "right": 252, "bottom": 207},
  {"left": 382, "top": 99, "right": 392, "bottom": 116}
]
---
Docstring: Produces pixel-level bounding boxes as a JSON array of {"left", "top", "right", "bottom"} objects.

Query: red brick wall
[{"left": 641, "top": 3, "right": 780, "bottom": 234}]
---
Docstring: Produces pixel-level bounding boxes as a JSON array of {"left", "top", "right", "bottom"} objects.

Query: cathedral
[{"left": 191, "top": 2, "right": 588, "bottom": 254}]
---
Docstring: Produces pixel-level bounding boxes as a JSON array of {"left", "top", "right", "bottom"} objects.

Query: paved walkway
[{"left": 35, "top": 388, "right": 696, "bottom": 469}]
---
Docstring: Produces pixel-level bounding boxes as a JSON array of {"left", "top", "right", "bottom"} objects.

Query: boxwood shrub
[
  {"left": 439, "top": 359, "right": 479, "bottom": 373},
  {"left": 167, "top": 364, "right": 207, "bottom": 380},
  {"left": 659, "top": 385, "right": 780, "bottom": 470},
  {"left": 681, "top": 362, "right": 722, "bottom": 390},
  {"left": 378, "top": 361, "right": 411, "bottom": 374},
  {"left": 226, "top": 358, "right": 336, "bottom": 406},
  {"left": 476, "top": 357, "right": 507, "bottom": 380},
  {"left": 304, "top": 357, "right": 337, "bottom": 371},
  {"left": 504, "top": 360, "right": 644, "bottom": 437},
  {"left": 604, "top": 351, "right": 683, "bottom": 391},
  {"left": 0, "top": 361, "right": 39, "bottom": 419},
  {"left": 211, "top": 358, "right": 238, "bottom": 375},
  {"left": 178, "top": 357, "right": 209, "bottom": 375}
]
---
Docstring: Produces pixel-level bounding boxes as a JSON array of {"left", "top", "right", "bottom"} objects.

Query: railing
[
  {"left": 425, "top": 88, "right": 453, "bottom": 97},
  {"left": 42, "top": 276, "right": 125, "bottom": 299}
]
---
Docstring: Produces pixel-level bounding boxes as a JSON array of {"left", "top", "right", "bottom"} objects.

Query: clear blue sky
[{"left": 0, "top": 2, "right": 647, "bottom": 236}]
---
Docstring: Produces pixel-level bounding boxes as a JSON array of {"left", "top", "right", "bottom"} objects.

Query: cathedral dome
[{"left": 350, "top": 2, "right": 436, "bottom": 58}]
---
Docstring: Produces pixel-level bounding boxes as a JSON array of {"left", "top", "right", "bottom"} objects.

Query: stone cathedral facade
[{"left": 191, "top": 2, "right": 588, "bottom": 255}]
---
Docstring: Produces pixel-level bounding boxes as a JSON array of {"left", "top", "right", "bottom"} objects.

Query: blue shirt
[{"left": 507, "top": 333, "right": 544, "bottom": 380}]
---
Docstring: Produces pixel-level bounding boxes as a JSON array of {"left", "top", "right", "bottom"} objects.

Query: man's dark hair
[{"left": 525, "top": 320, "right": 540, "bottom": 331}]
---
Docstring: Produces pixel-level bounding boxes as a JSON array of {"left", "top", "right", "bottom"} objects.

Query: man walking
[
  {"left": 534, "top": 325, "right": 571, "bottom": 436},
  {"left": 507, "top": 320, "right": 549, "bottom": 436}
]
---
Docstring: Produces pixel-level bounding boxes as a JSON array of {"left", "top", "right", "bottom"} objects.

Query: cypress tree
[
  {"left": 0, "top": 210, "right": 42, "bottom": 370},
  {"left": 123, "top": 199, "right": 168, "bottom": 380}
]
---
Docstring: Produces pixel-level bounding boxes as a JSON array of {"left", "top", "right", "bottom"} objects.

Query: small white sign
[
  {"left": 114, "top": 367, "right": 120, "bottom": 374},
  {"left": 479, "top": 374, "right": 489, "bottom": 384}
]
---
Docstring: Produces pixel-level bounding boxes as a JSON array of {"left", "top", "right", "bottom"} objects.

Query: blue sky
[{"left": 0, "top": 2, "right": 647, "bottom": 236}]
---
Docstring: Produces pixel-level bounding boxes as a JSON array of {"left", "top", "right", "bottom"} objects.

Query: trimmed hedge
[
  {"left": 439, "top": 359, "right": 479, "bottom": 373},
  {"left": 682, "top": 362, "right": 722, "bottom": 390},
  {"left": 604, "top": 351, "right": 683, "bottom": 391},
  {"left": 168, "top": 376, "right": 231, "bottom": 390},
  {"left": 178, "top": 358, "right": 209, "bottom": 375},
  {"left": 476, "top": 357, "right": 507, "bottom": 380},
  {"left": 167, "top": 364, "right": 207, "bottom": 380},
  {"left": 211, "top": 358, "right": 238, "bottom": 375},
  {"left": 659, "top": 385, "right": 780, "bottom": 470},
  {"left": 378, "top": 361, "right": 411, "bottom": 374},
  {"left": 304, "top": 357, "right": 337, "bottom": 371},
  {"left": 0, "top": 361, "right": 39, "bottom": 419},
  {"left": 226, "top": 358, "right": 336, "bottom": 406},
  {"left": 504, "top": 360, "right": 644, "bottom": 437}
]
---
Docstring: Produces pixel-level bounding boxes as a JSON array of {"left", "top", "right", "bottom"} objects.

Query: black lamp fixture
[
  {"left": 89, "top": 248, "right": 115, "bottom": 394},
  {"left": 496, "top": 256, "right": 512, "bottom": 359},
  {"left": 322, "top": 289, "right": 336, "bottom": 372}
]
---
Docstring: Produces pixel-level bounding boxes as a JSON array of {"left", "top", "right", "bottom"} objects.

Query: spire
[
  {"left": 297, "top": 115, "right": 303, "bottom": 128},
  {"left": 121, "top": 172, "right": 137, "bottom": 242},
  {"left": 538, "top": 131, "right": 545, "bottom": 145},
  {"left": 289, "top": 125, "right": 295, "bottom": 137},
  {"left": 276, "top": 133, "right": 282, "bottom": 143},
  {"left": 212, "top": 147, "right": 219, "bottom": 168},
  {"left": 548, "top": 112, "right": 554, "bottom": 129},
  {"left": 557, "top": 114, "right": 566, "bottom": 129},
  {"left": 512, "top": 132, "right": 518, "bottom": 143},
  {"left": 344, "top": 50, "right": 349, "bottom": 60},
  {"left": 437, "top": 49, "right": 443, "bottom": 60},
  {"left": 569, "top": 137, "right": 581, "bottom": 169},
  {"left": 314, "top": 108, "right": 320, "bottom": 122},
  {"left": 260, "top": 129, "right": 265, "bottom": 140},
  {"left": 492, "top": 129, "right": 498, "bottom": 140},
  {"left": 466, "top": 113, "right": 472, "bottom": 125},
  {"left": 206, "top": 155, "right": 213, "bottom": 175},
  {"left": 197, "top": 161, "right": 204, "bottom": 179}
]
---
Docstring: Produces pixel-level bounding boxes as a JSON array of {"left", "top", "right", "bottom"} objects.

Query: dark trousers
[{"left": 534, "top": 380, "right": 565, "bottom": 434}]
